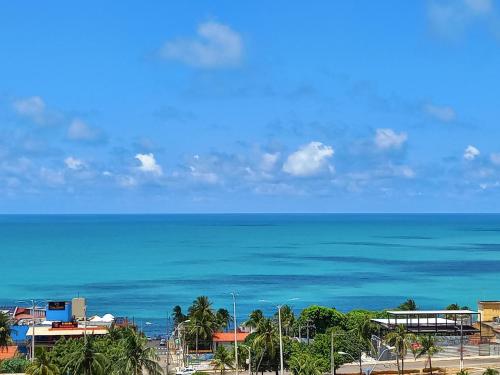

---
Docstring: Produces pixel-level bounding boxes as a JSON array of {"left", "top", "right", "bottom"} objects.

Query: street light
[
  {"left": 239, "top": 344, "right": 252, "bottom": 375},
  {"left": 259, "top": 298, "right": 298, "bottom": 375},
  {"left": 17, "top": 299, "right": 46, "bottom": 362},
  {"left": 231, "top": 292, "right": 239, "bottom": 375},
  {"left": 177, "top": 319, "right": 191, "bottom": 368}
]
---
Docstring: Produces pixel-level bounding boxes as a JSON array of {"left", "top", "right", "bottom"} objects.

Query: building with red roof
[{"left": 212, "top": 331, "right": 249, "bottom": 350}]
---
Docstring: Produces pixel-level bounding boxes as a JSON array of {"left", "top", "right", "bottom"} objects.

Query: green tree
[
  {"left": 172, "top": 306, "right": 187, "bottom": 327},
  {"left": 0, "top": 312, "right": 12, "bottom": 350},
  {"left": 288, "top": 352, "right": 324, "bottom": 375},
  {"left": 215, "top": 308, "right": 232, "bottom": 332},
  {"left": 188, "top": 296, "right": 216, "bottom": 352},
  {"left": 385, "top": 325, "right": 416, "bottom": 375},
  {"left": 26, "top": 348, "right": 60, "bottom": 375},
  {"left": 0, "top": 357, "right": 30, "bottom": 373},
  {"left": 117, "top": 329, "right": 163, "bottom": 375},
  {"left": 483, "top": 369, "right": 499, "bottom": 375},
  {"left": 211, "top": 345, "right": 234, "bottom": 375},
  {"left": 63, "top": 336, "right": 108, "bottom": 375},
  {"left": 416, "top": 335, "right": 441, "bottom": 375},
  {"left": 398, "top": 299, "right": 417, "bottom": 311},
  {"left": 275, "top": 305, "right": 295, "bottom": 336},
  {"left": 252, "top": 318, "right": 279, "bottom": 374},
  {"left": 298, "top": 306, "right": 346, "bottom": 334},
  {"left": 245, "top": 310, "right": 264, "bottom": 330},
  {"left": 456, "top": 371, "right": 469, "bottom": 375}
]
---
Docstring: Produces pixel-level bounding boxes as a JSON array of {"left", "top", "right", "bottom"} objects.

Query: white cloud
[
  {"left": 135, "top": 153, "right": 163, "bottom": 176},
  {"left": 490, "top": 153, "right": 500, "bottom": 165},
  {"left": 464, "top": 145, "right": 480, "bottom": 160},
  {"left": 64, "top": 156, "right": 86, "bottom": 170},
  {"left": 13, "top": 96, "right": 46, "bottom": 124},
  {"left": 374, "top": 128, "right": 408, "bottom": 150},
  {"left": 260, "top": 152, "right": 280, "bottom": 171},
  {"left": 283, "top": 141, "right": 334, "bottom": 177},
  {"left": 427, "top": 0, "right": 496, "bottom": 39},
  {"left": 424, "top": 103, "right": 456, "bottom": 122},
  {"left": 465, "top": 0, "right": 493, "bottom": 14},
  {"left": 67, "top": 119, "right": 102, "bottom": 142},
  {"left": 160, "top": 21, "right": 243, "bottom": 68}
]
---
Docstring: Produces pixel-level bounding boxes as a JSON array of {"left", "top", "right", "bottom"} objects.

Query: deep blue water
[{"left": 1, "top": 214, "right": 500, "bottom": 336}]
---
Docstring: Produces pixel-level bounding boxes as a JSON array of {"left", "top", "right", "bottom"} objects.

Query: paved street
[{"left": 338, "top": 355, "right": 500, "bottom": 375}]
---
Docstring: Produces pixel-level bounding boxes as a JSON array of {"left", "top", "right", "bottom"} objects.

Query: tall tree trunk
[
  {"left": 196, "top": 331, "right": 199, "bottom": 355},
  {"left": 401, "top": 356, "right": 404, "bottom": 375},
  {"left": 429, "top": 355, "right": 432, "bottom": 375},
  {"left": 359, "top": 356, "right": 363, "bottom": 375},
  {"left": 396, "top": 355, "right": 401, "bottom": 375}
]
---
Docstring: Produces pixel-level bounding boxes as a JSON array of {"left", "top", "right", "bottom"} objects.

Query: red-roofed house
[
  {"left": 0, "top": 346, "right": 18, "bottom": 360},
  {"left": 212, "top": 331, "right": 249, "bottom": 350}
]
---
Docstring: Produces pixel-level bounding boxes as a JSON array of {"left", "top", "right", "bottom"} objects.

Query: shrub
[{"left": 0, "top": 357, "right": 30, "bottom": 373}]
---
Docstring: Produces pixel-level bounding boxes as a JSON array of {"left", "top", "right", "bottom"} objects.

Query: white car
[{"left": 175, "top": 367, "right": 195, "bottom": 375}]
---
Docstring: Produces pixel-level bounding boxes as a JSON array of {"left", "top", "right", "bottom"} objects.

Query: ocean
[{"left": 1, "top": 214, "right": 499, "bottom": 336}]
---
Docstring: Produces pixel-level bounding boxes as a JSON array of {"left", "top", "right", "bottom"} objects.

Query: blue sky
[{"left": 1, "top": 0, "right": 500, "bottom": 213}]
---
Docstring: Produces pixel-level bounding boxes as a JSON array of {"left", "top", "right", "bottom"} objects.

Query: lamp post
[
  {"left": 231, "top": 292, "right": 239, "bottom": 375},
  {"left": 177, "top": 319, "right": 191, "bottom": 368},
  {"left": 240, "top": 344, "right": 252, "bottom": 375},
  {"left": 18, "top": 299, "right": 45, "bottom": 362},
  {"left": 278, "top": 305, "right": 284, "bottom": 375}
]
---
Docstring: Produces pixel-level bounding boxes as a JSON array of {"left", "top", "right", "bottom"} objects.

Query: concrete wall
[{"left": 479, "top": 301, "right": 500, "bottom": 322}]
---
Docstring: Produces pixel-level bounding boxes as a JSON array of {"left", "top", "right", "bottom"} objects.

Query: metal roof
[{"left": 387, "top": 310, "right": 478, "bottom": 315}]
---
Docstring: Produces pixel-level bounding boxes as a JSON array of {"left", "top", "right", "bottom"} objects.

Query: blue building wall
[
  {"left": 10, "top": 324, "right": 28, "bottom": 342},
  {"left": 46, "top": 301, "right": 72, "bottom": 322}
]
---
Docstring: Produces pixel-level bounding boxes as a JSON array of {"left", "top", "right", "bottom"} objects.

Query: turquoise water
[{"left": 1, "top": 214, "right": 500, "bottom": 334}]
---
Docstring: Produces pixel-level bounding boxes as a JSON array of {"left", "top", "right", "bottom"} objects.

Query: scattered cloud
[
  {"left": 135, "top": 153, "right": 163, "bottom": 176},
  {"left": 260, "top": 152, "right": 280, "bottom": 172},
  {"left": 67, "top": 119, "right": 104, "bottom": 143},
  {"left": 12, "top": 96, "right": 60, "bottom": 125},
  {"left": 424, "top": 103, "right": 456, "bottom": 122},
  {"left": 464, "top": 145, "right": 480, "bottom": 160},
  {"left": 159, "top": 21, "right": 243, "bottom": 68},
  {"left": 283, "top": 141, "right": 334, "bottom": 177},
  {"left": 427, "top": 0, "right": 499, "bottom": 40},
  {"left": 374, "top": 128, "right": 408, "bottom": 150},
  {"left": 64, "top": 156, "right": 86, "bottom": 170},
  {"left": 490, "top": 153, "right": 500, "bottom": 165}
]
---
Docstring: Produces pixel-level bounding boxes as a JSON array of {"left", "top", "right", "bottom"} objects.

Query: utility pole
[
  {"left": 331, "top": 330, "right": 335, "bottom": 375},
  {"left": 166, "top": 317, "right": 170, "bottom": 375},
  {"left": 278, "top": 306, "right": 284, "bottom": 375},
  {"left": 460, "top": 317, "right": 464, "bottom": 371},
  {"left": 231, "top": 292, "right": 239, "bottom": 375},
  {"left": 31, "top": 299, "right": 35, "bottom": 362}
]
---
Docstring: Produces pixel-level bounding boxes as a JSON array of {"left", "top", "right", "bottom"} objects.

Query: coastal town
[{"left": 2, "top": 297, "right": 500, "bottom": 375}]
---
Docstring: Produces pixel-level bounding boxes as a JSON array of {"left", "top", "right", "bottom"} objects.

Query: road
[{"left": 337, "top": 355, "right": 500, "bottom": 374}]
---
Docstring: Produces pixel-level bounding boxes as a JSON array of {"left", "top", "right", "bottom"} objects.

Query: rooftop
[
  {"left": 0, "top": 346, "right": 18, "bottom": 360},
  {"left": 27, "top": 326, "right": 108, "bottom": 337},
  {"left": 387, "top": 310, "right": 478, "bottom": 315},
  {"left": 213, "top": 332, "right": 249, "bottom": 342}
]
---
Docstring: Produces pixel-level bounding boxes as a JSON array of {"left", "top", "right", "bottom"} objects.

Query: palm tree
[
  {"left": 245, "top": 310, "right": 264, "bottom": 330},
  {"left": 118, "top": 329, "right": 163, "bottom": 375},
  {"left": 350, "top": 319, "right": 375, "bottom": 375},
  {"left": 398, "top": 299, "right": 417, "bottom": 311},
  {"left": 211, "top": 345, "right": 234, "bottom": 375},
  {"left": 385, "top": 325, "right": 416, "bottom": 375},
  {"left": 288, "top": 353, "right": 323, "bottom": 375},
  {"left": 416, "top": 335, "right": 441, "bottom": 375},
  {"left": 64, "top": 336, "right": 108, "bottom": 375},
  {"left": 188, "top": 296, "right": 216, "bottom": 352},
  {"left": 252, "top": 318, "right": 279, "bottom": 374},
  {"left": 274, "top": 305, "right": 294, "bottom": 336},
  {"left": 216, "top": 308, "right": 232, "bottom": 331},
  {"left": 0, "top": 312, "right": 12, "bottom": 350},
  {"left": 483, "top": 369, "right": 499, "bottom": 375},
  {"left": 26, "top": 348, "right": 60, "bottom": 375},
  {"left": 172, "top": 306, "right": 187, "bottom": 327}
]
